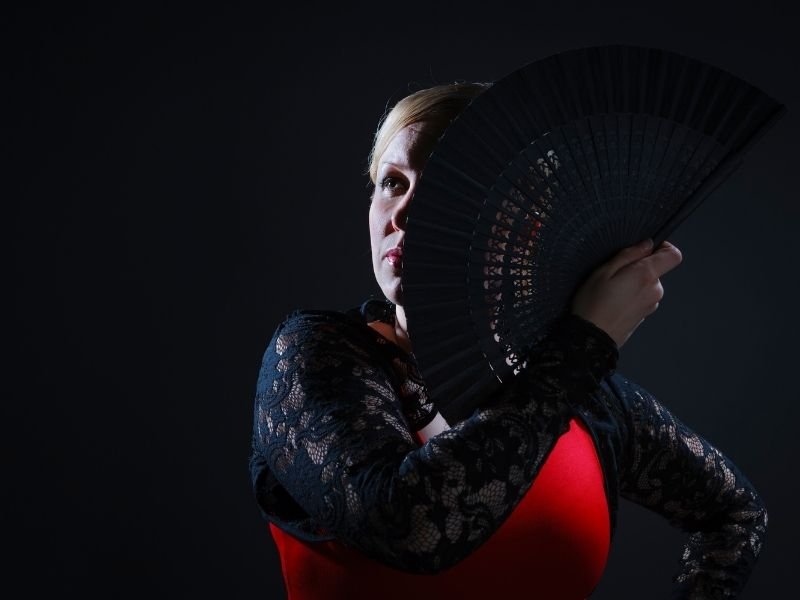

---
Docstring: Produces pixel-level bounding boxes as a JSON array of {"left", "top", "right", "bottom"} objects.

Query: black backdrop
[{"left": 8, "top": 1, "right": 799, "bottom": 598}]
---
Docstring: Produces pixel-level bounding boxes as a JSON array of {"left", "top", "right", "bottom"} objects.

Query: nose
[
  {"left": 391, "top": 205, "right": 408, "bottom": 231},
  {"left": 390, "top": 188, "right": 413, "bottom": 232}
]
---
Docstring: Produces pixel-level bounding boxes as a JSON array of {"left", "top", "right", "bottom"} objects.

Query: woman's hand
[{"left": 570, "top": 238, "right": 683, "bottom": 349}]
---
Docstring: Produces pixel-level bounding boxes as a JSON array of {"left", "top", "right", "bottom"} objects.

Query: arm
[
  {"left": 250, "top": 310, "right": 617, "bottom": 574},
  {"left": 616, "top": 377, "right": 768, "bottom": 599}
]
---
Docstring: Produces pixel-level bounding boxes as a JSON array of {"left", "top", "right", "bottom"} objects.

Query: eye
[{"left": 380, "top": 176, "right": 401, "bottom": 191}]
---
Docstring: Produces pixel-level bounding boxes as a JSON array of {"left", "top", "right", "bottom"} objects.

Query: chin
[{"left": 379, "top": 273, "right": 403, "bottom": 306}]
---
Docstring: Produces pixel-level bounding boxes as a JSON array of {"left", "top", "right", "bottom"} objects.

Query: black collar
[{"left": 349, "top": 297, "right": 396, "bottom": 326}]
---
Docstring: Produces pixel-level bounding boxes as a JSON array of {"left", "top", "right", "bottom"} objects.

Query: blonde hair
[{"left": 366, "top": 82, "right": 492, "bottom": 185}]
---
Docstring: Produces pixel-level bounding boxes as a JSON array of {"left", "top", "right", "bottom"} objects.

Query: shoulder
[
  {"left": 267, "top": 309, "right": 392, "bottom": 354},
  {"left": 593, "top": 372, "right": 655, "bottom": 440},
  {"left": 598, "top": 372, "right": 681, "bottom": 449},
  {"left": 602, "top": 372, "right": 669, "bottom": 426},
  {"left": 267, "top": 304, "right": 406, "bottom": 358},
  {"left": 260, "top": 307, "right": 365, "bottom": 361},
  {"left": 600, "top": 372, "right": 661, "bottom": 422},
  {"left": 266, "top": 307, "right": 370, "bottom": 350},
  {"left": 603, "top": 372, "right": 649, "bottom": 404},
  {"left": 255, "top": 307, "right": 392, "bottom": 394},
  {"left": 274, "top": 307, "right": 361, "bottom": 334}
]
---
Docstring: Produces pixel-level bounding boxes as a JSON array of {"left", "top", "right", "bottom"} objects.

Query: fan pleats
[{"left": 401, "top": 45, "right": 785, "bottom": 423}]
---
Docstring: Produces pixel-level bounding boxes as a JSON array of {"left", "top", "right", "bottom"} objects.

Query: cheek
[{"left": 368, "top": 204, "right": 383, "bottom": 249}]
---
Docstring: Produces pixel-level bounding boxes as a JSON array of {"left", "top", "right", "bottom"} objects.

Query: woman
[{"left": 249, "top": 83, "right": 767, "bottom": 599}]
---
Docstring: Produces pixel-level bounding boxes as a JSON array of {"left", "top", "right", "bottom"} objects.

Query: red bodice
[{"left": 269, "top": 416, "right": 610, "bottom": 600}]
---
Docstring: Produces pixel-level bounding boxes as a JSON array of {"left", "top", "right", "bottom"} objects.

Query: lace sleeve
[
  {"left": 616, "top": 377, "right": 768, "bottom": 599},
  {"left": 250, "top": 310, "right": 617, "bottom": 574}
]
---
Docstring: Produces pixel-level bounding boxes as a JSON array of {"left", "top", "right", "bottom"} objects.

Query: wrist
[{"left": 537, "top": 312, "right": 620, "bottom": 385}]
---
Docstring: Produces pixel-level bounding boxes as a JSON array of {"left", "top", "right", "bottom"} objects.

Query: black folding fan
[{"left": 401, "top": 45, "right": 785, "bottom": 424}]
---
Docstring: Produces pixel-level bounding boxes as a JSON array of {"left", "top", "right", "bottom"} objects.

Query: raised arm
[
  {"left": 615, "top": 376, "right": 768, "bottom": 598},
  {"left": 249, "top": 310, "right": 617, "bottom": 574}
]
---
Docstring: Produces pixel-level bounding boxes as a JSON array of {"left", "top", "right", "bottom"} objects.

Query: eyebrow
[{"left": 381, "top": 161, "right": 410, "bottom": 170}]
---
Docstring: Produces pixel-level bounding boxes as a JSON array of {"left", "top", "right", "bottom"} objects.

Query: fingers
[
  {"left": 601, "top": 238, "right": 654, "bottom": 277},
  {"left": 641, "top": 241, "right": 683, "bottom": 278},
  {"left": 571, "top": 238, "right": 682, "bottom": 349},
  {"left": 601, "top": 239, "right": 682, "bottom": 280}
]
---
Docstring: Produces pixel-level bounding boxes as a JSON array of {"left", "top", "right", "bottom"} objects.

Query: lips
[{"left": 385, "top": 247, "right": 403, "bottom": 266}]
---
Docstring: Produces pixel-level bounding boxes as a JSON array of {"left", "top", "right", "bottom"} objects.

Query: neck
[
  {"left": 394, "top": 304, "right": 412, "bottom": 354},
  {"left": 365, "top": 303, "right": 413, "bottom": 354}
]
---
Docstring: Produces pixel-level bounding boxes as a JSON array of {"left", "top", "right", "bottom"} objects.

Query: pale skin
[{"left": 368, "top": 123, "right": 683, "bottom": 435}]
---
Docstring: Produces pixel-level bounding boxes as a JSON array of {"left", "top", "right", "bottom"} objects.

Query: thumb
[{"left": 603, "top": 238, "right": 654, "bottom": 276}]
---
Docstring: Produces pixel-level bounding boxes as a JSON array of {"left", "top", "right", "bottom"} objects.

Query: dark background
[{"left": 8, "top": 1, "right": 798, "bottom": 598}]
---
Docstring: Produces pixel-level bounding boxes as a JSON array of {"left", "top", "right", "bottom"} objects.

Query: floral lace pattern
[
  {"left": 615, "top": 379, "right": 767, "bottom": 598},
  {"left": 249, "top": 307, "right": 766, "bottom": 597}
]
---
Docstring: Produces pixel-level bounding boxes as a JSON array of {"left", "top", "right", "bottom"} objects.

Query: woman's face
[{"left": 369, "top": 122, "right": 439, "bottom": 306}]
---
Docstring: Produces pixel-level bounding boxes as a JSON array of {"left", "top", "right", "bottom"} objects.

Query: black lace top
[{"left": 249, "top": 299, "right": 767, "bottom": 598}]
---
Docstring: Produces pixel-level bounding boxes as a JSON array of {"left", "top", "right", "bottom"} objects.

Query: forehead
[{"left": 379, "top": 124, "right": 439, "bottom": 172}]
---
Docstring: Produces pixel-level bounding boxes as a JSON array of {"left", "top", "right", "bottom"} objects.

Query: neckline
[{"left": 346, "top": 298, "right": 415, "bottom": 362}]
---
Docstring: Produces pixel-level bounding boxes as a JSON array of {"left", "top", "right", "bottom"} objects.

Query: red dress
[{"left": 268, "top": 416, "right": 610, "bottom": 599}]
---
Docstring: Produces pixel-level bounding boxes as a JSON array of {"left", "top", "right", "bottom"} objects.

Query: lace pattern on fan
[
  {"left": 469, "top": 111, "right": 728, "bottom": 386},
  {"left": 471, "top": 146, "right": 563, "bottom": 378}
]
